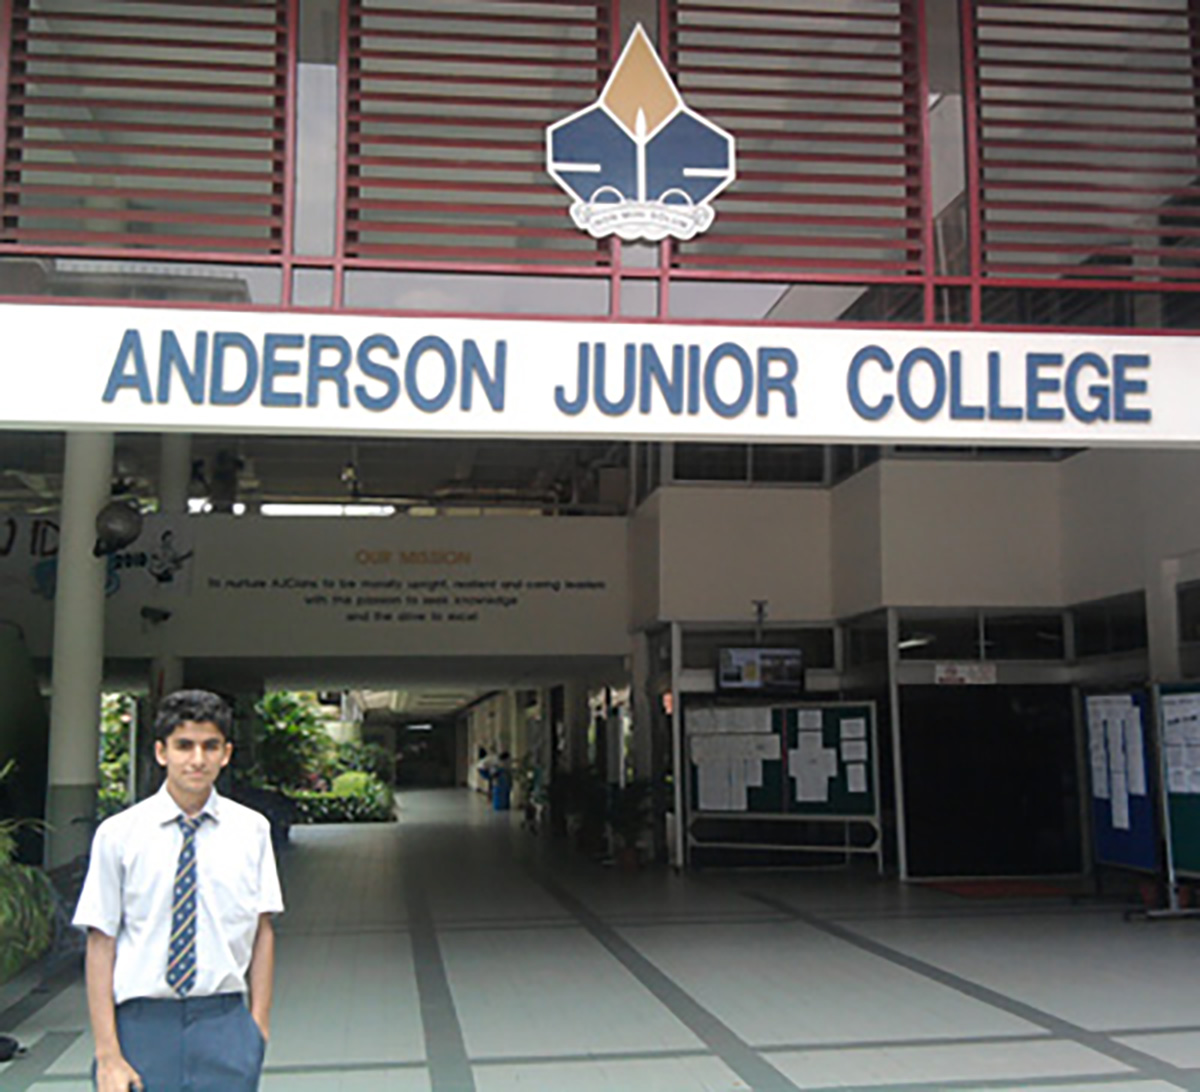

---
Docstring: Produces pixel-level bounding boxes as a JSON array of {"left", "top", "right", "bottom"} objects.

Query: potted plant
[
  {"left": 557, "top": 766, "right": 609, "bottom": 856},
  {"left": 608, "top": 778, "right": 653, "bottom": 871},
  {"left": 0, "top": 760, "right": 56, "bottom": 984}
]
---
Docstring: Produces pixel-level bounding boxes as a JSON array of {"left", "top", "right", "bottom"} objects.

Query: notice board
[
  {"left": 1158, "top": 685, "right": 1200, "bottom": 876},
  {"left": 1085, "top": 691, "right": 1157, "bottom": 873},
  {"left": 686, "top": 702, "right": 876, "bottom": 816}
]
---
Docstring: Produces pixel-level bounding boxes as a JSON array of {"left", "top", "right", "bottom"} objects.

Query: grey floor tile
[{"left": 473, "top": 1055, "right": 747, "bottom": 1092}]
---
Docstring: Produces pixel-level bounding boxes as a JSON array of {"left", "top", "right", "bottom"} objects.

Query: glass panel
[
  {"left": 1179, "top": 581, "right": 1200, "bottom": 644},
  {"left": 0, "top": 257, "right": 281, "bottom": 304},
  {"left": 935, "top": 286, "right": 970, "bottom": 322},
  {"left": 344, "top": 270, "right": 609, "bottom": 316},
  {"left": 983, "top": 613, "right": 1065, "bottom": 660},
  {"left": 293, "top": 268, "right": 334, "bottom": 308},
  {"left": 831, "top": 446, "right": 856, "bottom": 484},
  {"left": 295, "top": 62, "right": 339, "bottom": 257},
  {"left": 845, "top": 613, "right": 888, "bottom": 668},
  {"left": 898, "top": 613, "right": 980, "bottom": 660},
  {"left": 751, "top": 445, "right": 825, "bottom": 484},
  {"left": 636, "top": 443, "right": 659, "bottom": 505},
  {"left": 620, "top": 280, "right": 658, "bottom": 318},
  {"left": 1074, "top": 593, "right": 1148, "bottom": 658},
  {"left": 668, "top": 281, "right": 788, "bottom": 321},
  {"left": 673, "top": 443, "right": 748, "bottom": 482}
]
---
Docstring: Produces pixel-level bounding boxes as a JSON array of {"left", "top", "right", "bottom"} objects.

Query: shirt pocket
[{"left": 204, "top": 844, "right": 261, "bottom": 935}]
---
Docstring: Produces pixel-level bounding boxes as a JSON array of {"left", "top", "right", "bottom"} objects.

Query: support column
[
  {"left": 630, "top": 635, "right": 653, "bottom": 779},
  {"left": 158, "top": 433, "right": 192, "bottom": 514},
  {"left": 1147, "top": 557, "right": 1183, "bottom": 683},
  {"left": 887, "top": 608, "right": 910, "bottom": 881},
  {"left": 45, "top": 431, "right": 113, "bottom": 868},
  {"left": 562, "top": 681, "right": 590, "bottom": 771},
  {"left": 150, "top": 431, "right": 190, "bottom": 793}
]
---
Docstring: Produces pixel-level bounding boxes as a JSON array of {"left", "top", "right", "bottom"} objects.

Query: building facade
[{"left": 3, "top": 0, "right": 1200, "bottom": 878}]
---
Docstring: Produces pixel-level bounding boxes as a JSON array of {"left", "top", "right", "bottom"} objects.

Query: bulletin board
[
  {"left": 781, "top": 705, "right": 876, "bottom": 817},
  {"left": 1157, "top": 685, "right": 1200, "bottom": 877},
  {"left": 686, "top": 704, "right": 876, "bottom": 816},
  {"left": 1085, "top": 691, "right": 1158, "bottom": 874},
  {"left": 684, "top": 701, "right": 881, "bottom": 870}
]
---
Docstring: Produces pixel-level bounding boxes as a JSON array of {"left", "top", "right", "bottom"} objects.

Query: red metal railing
[
  {"left": 343, "top": 0, "right": 612, "bottom": 269},
  {"left": 0, "top": 0, "right": 1198, "bottom": 329},
  {"left": 1, "top": 0, "right": 288, "bottom": 258},
  {"left": 667, "top": 0, "right": 927, "bottom": 291},
  {"left": 967, "top": 0, "right": 1200, "bottom": 287}
]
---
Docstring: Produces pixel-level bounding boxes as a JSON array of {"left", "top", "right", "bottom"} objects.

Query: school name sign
[{"left": 1, "top": 302, "right": 1195, "bottom": 445}]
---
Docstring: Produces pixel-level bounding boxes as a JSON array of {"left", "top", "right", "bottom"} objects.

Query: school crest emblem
[{"left": 546, "top": 25, "right": 736, "bottom": 243}]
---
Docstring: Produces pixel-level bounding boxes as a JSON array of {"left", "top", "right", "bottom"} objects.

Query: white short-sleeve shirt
[{"left": 74, "top": 783, "right": 284, "bottom": 1005}]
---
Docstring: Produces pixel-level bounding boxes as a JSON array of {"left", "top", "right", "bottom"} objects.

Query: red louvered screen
[
  {"left": 968, "top": 0, "right": 1200, "bottom": 284},
  {"left": 1, "top": 0, "right": 289, "bottom": 257},
  {"left": 344, "top": 0, "right": 612, "bottom": 269},
  {"left": 666, "top": 0, "right": 929, "bottom": 281}
]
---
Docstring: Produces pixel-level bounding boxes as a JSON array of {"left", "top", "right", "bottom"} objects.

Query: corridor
[{"left": 3, "top": 789, "right": 1200, "bottom": 1091}]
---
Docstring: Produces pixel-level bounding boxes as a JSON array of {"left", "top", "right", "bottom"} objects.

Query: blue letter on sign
[
  {"left": 157, "top": 331, "right": 207, "bottom": 405},
  {"left": 210, "top": 332, "right": 259, "bottom": 406},
  {"left": 757, "top": 348, "right": 798, "bottom": 418},
  {"left": 703, "top": 343, "right": 753, "bottom": 419},
  {"left": 308, "top": 335, "right": 351, "bottom": 408},
  {"left": 262, "top": 333, "right": 304, "bottom": 408},
  {"left": 354, "top": 335, "right": 400, "bottom": 411},
  {"left": 406, "top": 336, "right": 456, "bottom": 413},
  {"left": 103, "top": 329, "right": 152, "bottom": 404},
  {"left": 1113, "top": 354, "right": 1151, "bottom": 422},
  {"left": 847, "top": 345, "right": 893, "bottom": 420}
]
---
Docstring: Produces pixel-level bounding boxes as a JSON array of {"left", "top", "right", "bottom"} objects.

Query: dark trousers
[{"left": 98, "top": 994, "right": 265, "bottom": 1092}]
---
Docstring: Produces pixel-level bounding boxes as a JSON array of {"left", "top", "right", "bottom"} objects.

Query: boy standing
[{"left": 74, "top": 689, "right": 284, "bottom": 1092}]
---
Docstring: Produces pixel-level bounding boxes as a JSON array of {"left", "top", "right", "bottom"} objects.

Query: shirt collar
[{"left": 153, "top": 781, "right": 222, "bottom": 826}]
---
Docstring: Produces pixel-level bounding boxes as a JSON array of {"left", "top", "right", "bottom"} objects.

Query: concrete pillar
[
  {"left": 630, "top": 635, "right": 653, "bottom": 779},
  {"left": 45, "top": 431, "right": 113, "bottom": 868},
  {"left": 562, "top": 681, "right": 591, "bottom": 771},
  {"left": 149, "top": 432, "right": 190, "bottom": 796},
  {"left": 1147, "top": 557, "right": 1183, "bottom": 683},
  {"left": 158, "top": 433, "right": 192, "bottom": 514}
]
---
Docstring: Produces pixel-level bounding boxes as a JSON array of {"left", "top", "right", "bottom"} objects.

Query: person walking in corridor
[{"left": 74, "top": 689, "right": 284, "bottom": 1092}]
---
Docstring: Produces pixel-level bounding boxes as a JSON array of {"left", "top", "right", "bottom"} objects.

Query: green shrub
[
  {"left": 331, "top": 770, "right": 373, "bottom": 797},
  {"left": 97, "top": 786, "right": 129, "bottom": 820},
  {"left": 0, "top": 862, "right": 56, "bottom": 983},
  {"left": 0, "top": 760, "right": 55, "bottom": 984},
  {"left": 253, "top": 692, "right": 332, "bottom": 789},
  {"left": 286, "top": 771, "right": 393, "bottom": 824},
  {"left": 334, "top": 740, "right": 392, "bottom": 782},
  {"left": 286, "top": 787, "right": 394, "bottom": 824}
]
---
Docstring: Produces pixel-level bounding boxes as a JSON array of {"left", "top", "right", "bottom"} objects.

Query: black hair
[{"left": 154, "top": 689, "right": 233, "bottom": 743}]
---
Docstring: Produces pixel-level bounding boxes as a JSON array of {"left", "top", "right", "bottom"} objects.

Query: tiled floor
[{"left": 4, "top": 788, "right": 1200, "bottom": 1091}]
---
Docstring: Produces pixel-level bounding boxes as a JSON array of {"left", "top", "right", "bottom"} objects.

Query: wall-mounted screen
[{"left": 717, "top": 647, "right": 804, "bottom": 694}]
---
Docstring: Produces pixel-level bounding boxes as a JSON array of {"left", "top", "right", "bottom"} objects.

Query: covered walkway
[{"left": 3, "top": 790, "right": 1200, "bottom": 1091}]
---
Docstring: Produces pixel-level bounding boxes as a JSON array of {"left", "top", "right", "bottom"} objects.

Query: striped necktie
[{"left": 166, "top": 815, "right": 203, "bottom": 997}]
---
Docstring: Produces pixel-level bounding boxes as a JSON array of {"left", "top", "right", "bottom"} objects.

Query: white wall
[
  {"left": 654, "top": 486, "right": 833, "bottom": 622},
  {"left": 1059, "top": 450, "right": 1147, "bottom": 605},
  {"left": 0, "top": 514, "right": 630, "bottom": 659},
  {"left": 831, "top": 463, "right": 882, "bottom": 618},
  {"left": 1061, "top": 448, "right": 1200, "bottom": 678},
  {"left": 649, "top": 461, "right": 1066, "bottom": 624},
  {"left": 879, "top": 460, "right": 1063, "bottom": 608},
  {"left": 628, "top": 491, "right": 661, "bottom": 628}
]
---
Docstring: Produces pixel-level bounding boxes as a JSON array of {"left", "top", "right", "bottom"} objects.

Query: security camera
[{"left": 140, "top": 606, "right": 172, "bottom": 625}]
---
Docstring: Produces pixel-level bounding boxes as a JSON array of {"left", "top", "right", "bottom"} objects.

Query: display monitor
[{"left": 717, "top": 647, "right": 804, "bottom": 694}]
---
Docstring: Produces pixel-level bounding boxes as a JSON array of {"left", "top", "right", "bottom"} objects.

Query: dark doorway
[{"left": 901, "top": 685, "right": 1081, "bottom": 877}]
